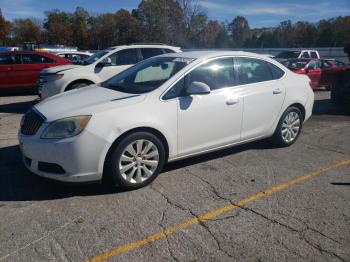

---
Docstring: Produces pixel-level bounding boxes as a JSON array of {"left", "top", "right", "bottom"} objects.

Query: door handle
[
  {"left": 273, "top": 88, "right": 282, "bottom": 94},
  {"left": 226, "top": 98, "right": 239, "bottom": 105}
]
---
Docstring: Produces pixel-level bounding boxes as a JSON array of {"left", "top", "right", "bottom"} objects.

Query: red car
[
  {"left": 283, "top": 58, "right": 347, "bottom": 90},
  {"left": 0, "top": 51, "right": 70, "bottom": 92}
]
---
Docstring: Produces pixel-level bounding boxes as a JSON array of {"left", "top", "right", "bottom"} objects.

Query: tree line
[{"left": 0, "top": 0, "right": 349, "bottom": 50}]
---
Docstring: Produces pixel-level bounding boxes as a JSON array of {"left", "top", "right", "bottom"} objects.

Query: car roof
[
  {"left": 159, "top": 50, "right": 276, "bottom": 60},
  {"left": 109, "top": 44, "right": 181, "bottom": 50},
  {"left": 55, "top": 51, "right": 92, "bottom": 55}
]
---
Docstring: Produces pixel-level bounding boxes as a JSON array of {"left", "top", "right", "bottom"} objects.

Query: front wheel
[
  {"left": 272, "top": 107, "right": 303, "bottom": 147},
  {"left": 105, "top": 132, "right": 166, "bottom": 190},
  {"left": 66, "top": 82, "right": 89, "bottom": 91}
]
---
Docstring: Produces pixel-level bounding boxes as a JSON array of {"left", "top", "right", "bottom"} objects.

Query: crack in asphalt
[
  {"left": 150, "top": 184, "right": 237, "bottom": 260},
  {"left": 0, "top": 216, "right": 83, "bottom": 261},
  {"left": 304, "top": 143, "right": 350, "bottom": 156},
  {"left": 182, "top": 169, "right": 347, "bottom": 262}
]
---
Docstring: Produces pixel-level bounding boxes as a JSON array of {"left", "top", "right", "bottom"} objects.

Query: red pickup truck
[
  {"left": 283, "top": 58, "right": 348, "bottom": 90},
  {"left": 0, "top": 51, "right": 70, "bottom": 92}
]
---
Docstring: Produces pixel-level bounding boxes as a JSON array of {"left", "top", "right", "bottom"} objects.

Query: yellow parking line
[{"left": 86, "top": 159, "right": 350, "bottom": 262}]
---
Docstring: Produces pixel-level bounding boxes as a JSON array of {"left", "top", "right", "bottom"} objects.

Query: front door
[{"left": 177, "top": 57, "right": 243, "bottom": 156}]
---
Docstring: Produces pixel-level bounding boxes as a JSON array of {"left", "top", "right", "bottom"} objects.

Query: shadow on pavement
[
  {"left": 330, "top": 182, "right": 350, "bottom": 186},
  {"left": 0, "top": 100, "right": 38, "bottom": 114},
  {"left": 0, "top": 140, "right": 272, "bottom": 202}
]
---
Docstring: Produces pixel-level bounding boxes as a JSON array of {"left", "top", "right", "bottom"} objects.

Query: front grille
[{"left": 21, "top": 109, "right": 45, "bottom": 135}]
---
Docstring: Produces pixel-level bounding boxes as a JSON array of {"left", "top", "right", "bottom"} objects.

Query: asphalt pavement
[{"left": 0, "top": 91, "right": 349, "bottom": 262}]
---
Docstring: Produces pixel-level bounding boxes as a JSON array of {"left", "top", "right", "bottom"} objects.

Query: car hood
[
  {"left": 34, "top": 85, "right": 145, "bottom": 121},
  {"left": 41, "top": 64, "right": 82, "bottom": 74}
]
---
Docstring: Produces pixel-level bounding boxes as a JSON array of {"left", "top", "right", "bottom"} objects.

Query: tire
[
  {"left": 272, "top": 106, "right": 303, "bottom": 147},
  {"left": 66, "top": 82, "right": 89, "bottom": 91},
  {"left": 104, "top": 132, "right": 166, "bottom": 190}
]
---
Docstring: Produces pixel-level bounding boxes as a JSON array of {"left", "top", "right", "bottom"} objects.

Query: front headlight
[
  {"left": 41, "top": 115, "right": 91, "bottom": 139},
  {"left": 44, "top": 74, "right": 64, "bottom": 82}
]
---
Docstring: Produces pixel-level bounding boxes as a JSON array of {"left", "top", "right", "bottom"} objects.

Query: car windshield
[
  {"left": 101, "top": 56, "right": 194, "bottom": 94},
  {"left": 276, "top": 51, "right": 301, "bottom": 59},
  {"left": 282, "top": 59, "right": 308, "bottom": 69},
  {"left": 82, "top": 49, "right": 110, "bottom": 65}
]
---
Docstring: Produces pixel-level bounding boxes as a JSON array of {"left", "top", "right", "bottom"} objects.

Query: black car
[{"left": 331, "top": 69, "right": 350, "bottom": 104}]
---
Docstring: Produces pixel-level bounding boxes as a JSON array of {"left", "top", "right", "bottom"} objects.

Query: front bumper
[
  {"left": 18, "top": 127, "right": 110, "bottom": 183},
  {"left": 39, "top": 78, "right": 67, "bottom": 100}
]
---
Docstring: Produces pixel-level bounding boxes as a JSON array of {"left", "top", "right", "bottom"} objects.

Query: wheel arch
[
  {"left": 65, "top": 79, "right": 95, "bottom": 91},
  {"left": 288, "top": 103, "right": 306, "bottom": 121},
  {"left": 102, "top": 126, "right": 170, "bottom": 176}
]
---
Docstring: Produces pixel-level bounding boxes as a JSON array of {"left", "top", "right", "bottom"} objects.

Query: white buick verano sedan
[{"left": 19, "top": 51, "right": 314, "bottom": 189}]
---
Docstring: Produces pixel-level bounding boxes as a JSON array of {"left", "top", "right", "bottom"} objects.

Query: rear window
[{"left": 275, "top": 51, "right": 300, "bottom": 59}]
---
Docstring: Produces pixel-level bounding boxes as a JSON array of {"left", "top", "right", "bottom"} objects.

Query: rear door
[{"left": 235, "top": 57, "right": 286, "bottom": 140}]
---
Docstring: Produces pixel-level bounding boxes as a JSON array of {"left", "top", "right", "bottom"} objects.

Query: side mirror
[
  {"left": 186, "top": 81, "right": 211, "bottom": 95},
  {"left": 96, "top": 57, "right": 112, "bottom": 68}
]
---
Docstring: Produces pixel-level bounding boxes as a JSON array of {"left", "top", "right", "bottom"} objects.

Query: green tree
[
  {"left": 228, "top": 16, "right": 251, "bottom": 47},
  {"left": 44, "top": 10, "right": 73, "bottom": 45},
  {"left": 71, "top": 7, "right": 89, "bottom": 49},
  {"left": 11, "top": 19, "right": 42, "bottom": 44},
  {"left": 0, "top": 8, "right": 12, "bottom": 45}
]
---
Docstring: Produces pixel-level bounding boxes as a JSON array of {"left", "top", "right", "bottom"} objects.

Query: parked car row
[{"left": 281, "top": 58, "right": 348, "bottom": 90}]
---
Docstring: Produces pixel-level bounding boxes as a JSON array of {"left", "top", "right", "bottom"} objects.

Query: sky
[{"left": 0, "top": 0, "right": 349, "bottom": 28}]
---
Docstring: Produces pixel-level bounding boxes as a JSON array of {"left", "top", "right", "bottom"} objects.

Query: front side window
[
  {"left": 22, "top": 54, "right": 54, "bottom": 64},
  {"left": 308, "top": 60, "right": 321, "bottom": 69},
  {"left": 102, "top": 56, "right": 192, "bottom": 94},
  {"left": 0, "top": 54, "right": 15, "bottom": 64},
  {"left": 141, "top": 48, "right": 163, "bottom": 60},
  {"left": 108, "top": 49, "right": 139, "bottom": 66},
  {"left": 236, "top": 57, "right": 273, "bottom": 85},
  {"left": 301, "top": 52, "right": 310, "bottom": 58},
  {"left": 185, "top": 58, "right": 235, "bottom": 91}
]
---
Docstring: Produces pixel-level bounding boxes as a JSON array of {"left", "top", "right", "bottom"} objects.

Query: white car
[
  {"left": 55, "top": 51, "right": 93, "bottom": 63},
  {"left": 19, "top": 51, "right": 314, "bottom": 190},
  {"left": 38, "top": 44, "right": 181, "bottom": 99}
]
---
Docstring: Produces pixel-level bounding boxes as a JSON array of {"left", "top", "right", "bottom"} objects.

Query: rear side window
[
  {"left": 141, "top": 48, "right": 163, "bottom": 60},
  {"left": 236, "top": 57, "right": 273, "bottom": 85},
  {"left": 267, "top": 62, "right": 285, "bottom": 79},
  {"left": 186, "top": 58, "right": 235, "bottom": 91},
  {"left": 310, "top": 52, "right": 318, "bottom": 58},
  {"left": 22, "top": 54, "right": 54, "bottom": 64}
]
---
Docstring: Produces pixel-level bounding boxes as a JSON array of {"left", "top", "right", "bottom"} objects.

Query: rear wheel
[
  {"left": 105, "top": 132, "right": 165, "bottom": 190},
  {"left": 272, "top": 107, "right": 303, "bottom": 147}
]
